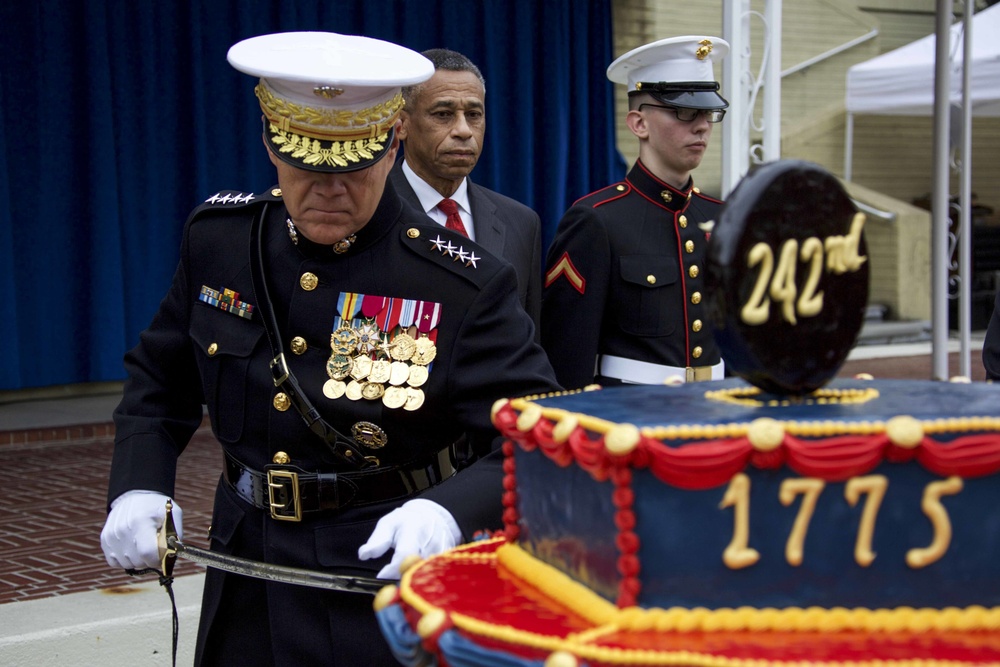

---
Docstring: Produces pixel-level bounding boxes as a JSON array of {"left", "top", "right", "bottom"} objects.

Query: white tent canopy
[
  {"left": 844, "top": 3, "right": 1000, "bottom": 381},
  {"left": 846, "top": 3, "right": 1000, "bottom": 117}
]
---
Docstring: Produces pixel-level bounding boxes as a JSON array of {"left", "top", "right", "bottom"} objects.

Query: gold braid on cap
[
  {"left": 255, "top": 84, "right": 403, "bottom": 141},
  {"left": 256, "top": 84, "right": 404, "bottom": 169}
]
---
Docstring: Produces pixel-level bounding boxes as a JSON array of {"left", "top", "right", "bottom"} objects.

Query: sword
[{"left": 156, "top": 500, "right": 385, "bottom": 595}]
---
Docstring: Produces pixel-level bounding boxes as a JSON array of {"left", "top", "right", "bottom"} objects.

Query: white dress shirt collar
[{"left": 401, "top": 160, "right": 475, "bottom": 241}]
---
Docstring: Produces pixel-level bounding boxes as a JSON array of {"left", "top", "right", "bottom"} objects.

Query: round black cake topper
[{"left": 705, "top": 160, "right": 869, "bottom": 395}]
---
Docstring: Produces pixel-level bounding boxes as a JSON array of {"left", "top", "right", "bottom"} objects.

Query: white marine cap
[
  {"left": 607, "top": 36, "right": 729, "bottom": 110},
  {"left": 228, "top": 32, "right": 434, "bottom": 172}
]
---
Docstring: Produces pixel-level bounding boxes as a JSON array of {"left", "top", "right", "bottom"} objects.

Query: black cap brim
[{"left": 631, "top": 82, "right": 729, "bottom": 110}]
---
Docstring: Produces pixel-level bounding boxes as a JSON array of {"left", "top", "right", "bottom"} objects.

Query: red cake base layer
[{"left": 390, "top": 538, "right": 1000, "bottom": 666}]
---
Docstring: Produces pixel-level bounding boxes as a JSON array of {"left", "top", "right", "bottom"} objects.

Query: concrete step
[
  {"left": 0, "top": 573, "right": 203, "bottom": 666},
  {"left": 856, "top": 319, "right": 931, "bottom": 345}
]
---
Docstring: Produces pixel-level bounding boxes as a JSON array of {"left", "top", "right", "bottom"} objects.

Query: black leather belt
[{"left": 223, "top": 448, "right": 456, "bottom": 521}]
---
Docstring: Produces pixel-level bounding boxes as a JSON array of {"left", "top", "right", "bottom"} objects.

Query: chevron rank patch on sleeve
[{"left": 545, "top": 252, "right": 586, "bottom": 294}]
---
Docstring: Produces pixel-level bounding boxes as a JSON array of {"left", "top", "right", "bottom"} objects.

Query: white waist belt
[{"left": 597, "top": 355, "right": 725, "bottom": 384}]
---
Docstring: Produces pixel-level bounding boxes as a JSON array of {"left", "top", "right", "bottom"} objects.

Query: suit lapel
[
  {"left": 389, "top": 162, "right": 422, "bottom": 211},
  {"left": 468, "top": 183, "right": 505, "bottom": 257}
]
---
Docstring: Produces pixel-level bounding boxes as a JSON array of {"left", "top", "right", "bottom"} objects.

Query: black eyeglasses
[{"left": 638, "top": 103, "right": 726, "bottom": 123}]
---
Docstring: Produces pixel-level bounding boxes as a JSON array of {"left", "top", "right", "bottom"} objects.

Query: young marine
[{"left": 542, "top": 36, "right": 730, "bottom": 388}]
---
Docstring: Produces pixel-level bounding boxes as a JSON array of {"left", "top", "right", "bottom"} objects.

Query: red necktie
[{"left": 437, "top": 198, "right": 468, "bottom": 238}]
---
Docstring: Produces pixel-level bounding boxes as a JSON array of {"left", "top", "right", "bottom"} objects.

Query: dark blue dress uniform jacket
[
  {"left": 107, "top": 181, "right": 558, "bottom": 665},
  {"left": 541, "top": 160, "right": 724, "bottom": 389}
]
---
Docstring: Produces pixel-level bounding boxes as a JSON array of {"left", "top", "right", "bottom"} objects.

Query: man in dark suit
[{"left": 389, "top": 49, "right": 543, "bottom": 332}]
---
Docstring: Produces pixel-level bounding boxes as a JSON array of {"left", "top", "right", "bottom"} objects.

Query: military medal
[
  {"left": 388, "top": 361, "right": 410, "bottom": 386},
  {"left": 326, "top": 354, "right": 352, "bottom": 381},
  {"left": 331, "top": 292, "right": 363, "bottom": 353},
  {"left": 331, "top": 326, "right": 358, "bottom": 356},
  {"left": 407, "top": 364, "right": 428, "bottom": 388},
  {"left": 323, "top": 379, "right": 347, "bottom": 400},
  {"left": 345, "top": 380, "right": 364, "bottom": 401},
  {"left": 403, "top": 387, "right": 425, "bottom": 412},
  {"left": 361, "top": 381, "right": 385, "bottom": 401},
  {"left": 377, "top": 334, "right": 393, "bottom": 361},
  {"left": 411, "top": 335, "right": 437, "bottom": 366},
  {"left": 351, "top": 355, "right": 373, "bottom": 381},
  {"left": 369, "top": 359, "right": 392, "bottom": 384},
  {"left": 355, "top": 321, "right": 381, "bottom": 356},
  {"left": 388, "top": 332, "right": 416, "bottom": 361},
  {"left": 382, "top": 386, "right": 407, "bottom": 409}
]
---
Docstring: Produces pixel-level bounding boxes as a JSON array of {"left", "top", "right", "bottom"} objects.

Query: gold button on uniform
[
  {"left": 616, "top": 184, "right": 626, "bottom": 192},
  {"left": 692, "top": 319, "right": 703, "bottom": 332},
  {"left": 271, "top": 188, "right": 282, "bottom": 197},
  {"left": 273, "top": 393, "right": 291, "bottom": 411},
  {"left": 691, "top": 291, "right": 702, "bottom": 304},
  {"left": 272, "top": 451, "right": 291, "bottom": 464},
  {"left": 300, "top": 272, "right": 318, "bottom": 291},
  {"left": 692, "top": 346, "right": 703, "bottom": 359},
  {"left": 689, "top": 265, "right": 699, "bottom": 278},
  {"left": 693, "top": 186, "right": 701, "bottom": 194},
  {"left": 290, "top": 336, "right": 308, "bottom": 355},
  {"left": 646, "top": 275, "right": 656, "bottom": 285},
  {"left": 685, "top": 240, "right": 695, "bottom": 253},
  {"left": 207, "top": 343, "right": 218, "bottom": 356},
  {"left": 407, "top": 228, "right": 420, "bottom": 239},
  {"left": 678, "top": 214, "right": 688, "bottom": 228}
]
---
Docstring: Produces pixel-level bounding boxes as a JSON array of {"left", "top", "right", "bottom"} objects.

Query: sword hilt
[{"left": 156, "top": 499, "right": 179, "bottom": 578}]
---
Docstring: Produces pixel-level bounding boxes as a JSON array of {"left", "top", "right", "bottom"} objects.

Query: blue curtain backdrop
[{"left": 0, "top": 0, "right": 625, "bottom": 391}]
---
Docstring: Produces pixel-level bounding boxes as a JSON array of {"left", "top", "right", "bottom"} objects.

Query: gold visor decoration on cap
[
  {"left": 256, "top": 82, "right": 404, "bottom": 171},
  {"left": 266, "top": 124, "right": 389, "bottom": 170},
  {"left": 256, "top": 83, "right": 403, "bottom": 138}
]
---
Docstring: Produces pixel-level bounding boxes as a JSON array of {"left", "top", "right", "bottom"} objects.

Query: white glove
[
  {"left": 101, "top": 490, "right": 183, "bottom": 571},
  {"left": 357, "top": 499, "right": 461, "bottom": 579}
]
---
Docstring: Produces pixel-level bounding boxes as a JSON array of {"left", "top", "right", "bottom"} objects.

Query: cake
[{"left": 374, "top": 162, "right": 1000, "bottom": 666}]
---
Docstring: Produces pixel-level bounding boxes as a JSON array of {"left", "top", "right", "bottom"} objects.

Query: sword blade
[{"left": 168, "top": 536, "right": 385, "bottom": 595}]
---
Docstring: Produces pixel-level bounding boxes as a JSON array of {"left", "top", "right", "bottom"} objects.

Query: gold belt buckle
[
  {"left": 687, "top": 366, "right": 713, "bottom": 382},
  {"left": 267, "top": 469, "right": 302, "bottom": 521}
]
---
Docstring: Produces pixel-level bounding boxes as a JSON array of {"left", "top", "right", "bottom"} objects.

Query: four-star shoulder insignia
[
  {"left": 545, "top": 252, "right": 586, "bottom": 294},
  {"left": 205, "top": 191, "right": 257, "bottom": 205},
  {"left": 421, "top": 231, "right": 480, "bottom": 269},
  {"left": 200, "top": 188, "right": 283, "bottom": 209}
]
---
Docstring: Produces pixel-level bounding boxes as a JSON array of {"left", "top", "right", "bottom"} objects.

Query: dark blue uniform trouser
[{"left": 193, "top": 481, "right": 399, "bottom": 666}]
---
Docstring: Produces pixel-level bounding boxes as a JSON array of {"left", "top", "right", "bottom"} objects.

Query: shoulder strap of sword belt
[{"left": 248, "top": 203, "right": 377, "bottom": 469}]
